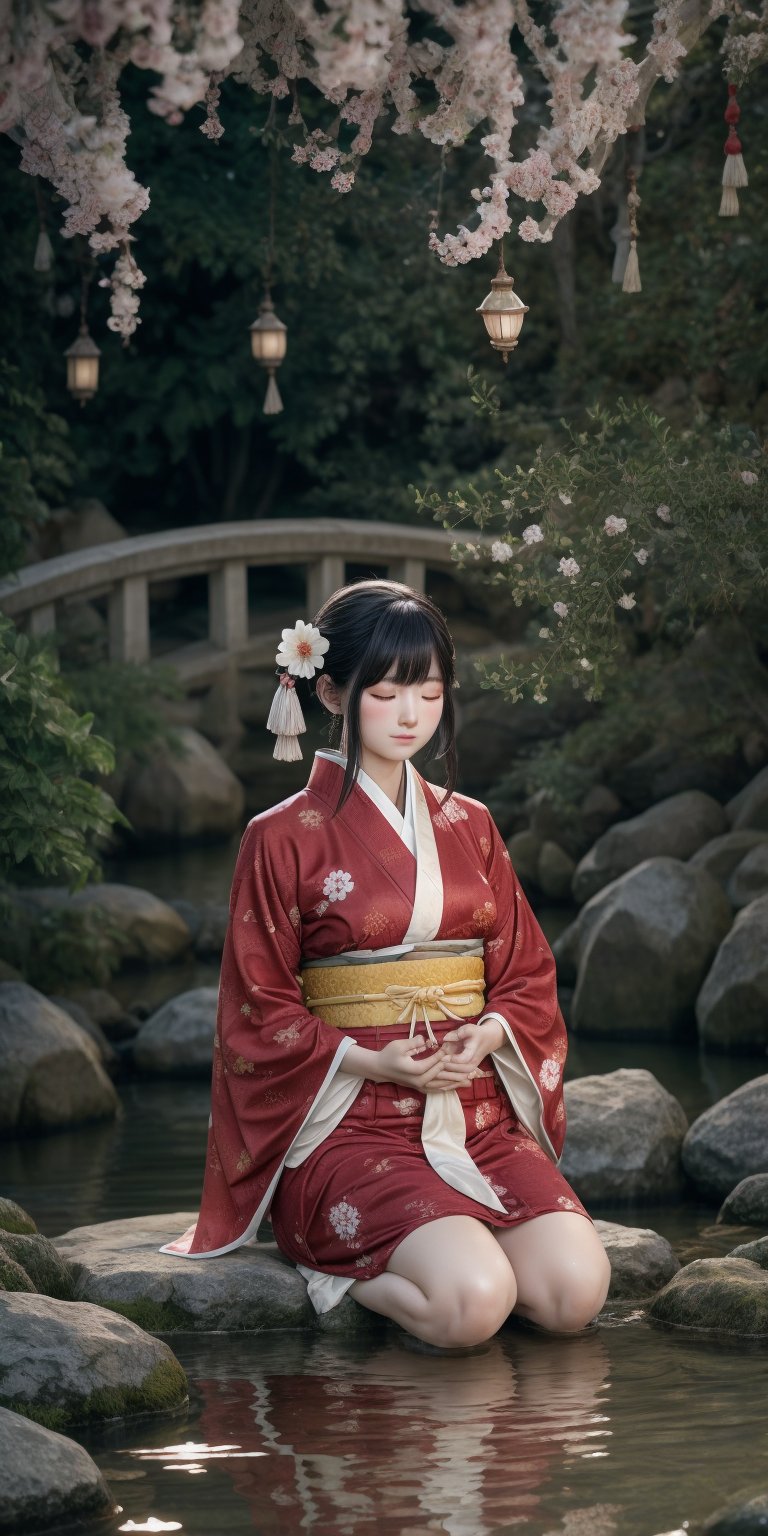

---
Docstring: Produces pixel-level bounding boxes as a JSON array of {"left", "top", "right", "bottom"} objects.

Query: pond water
[{"left": 6, "top": 843, "right": 768, "bottom": 1536}]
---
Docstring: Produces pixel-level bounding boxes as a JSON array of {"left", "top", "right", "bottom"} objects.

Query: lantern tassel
[
  {"left": 719, "top": 85, "right": 748, "bottom": 218},
  {"left": 622, "top": 238, "right": 641, "bottom": 293},
  {"left": 33, "top": 229, "right": 53, "bottom": 272},
  {"left": 719, "top": 184, "right": 740, "bottom": 217},
  {"left": 266, "top": 673, "right": 306, "bottom": 760},
  {"left": 723, "top": 147, "right": 748, "bottom": 189},
  {"left": 263, "top": 370, "right": 283, "bottom": 415}
]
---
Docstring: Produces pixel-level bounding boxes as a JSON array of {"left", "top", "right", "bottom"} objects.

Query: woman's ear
[{"left": 315, "top": 672, "right": 344, "bottom": 715}]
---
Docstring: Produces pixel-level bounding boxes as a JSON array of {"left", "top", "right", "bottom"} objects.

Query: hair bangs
[{"left": 358, "top": 603, "right": 447, "bottom": 691}]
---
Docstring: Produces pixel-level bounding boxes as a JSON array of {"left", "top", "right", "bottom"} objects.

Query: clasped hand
[{"left": 375, "top": 1020, "right": 504, "bottom": 1092}]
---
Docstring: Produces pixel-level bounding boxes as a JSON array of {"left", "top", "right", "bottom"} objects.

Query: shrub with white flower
[
  {"left": 491, "top": 540, "right": 515, "bottom": 563},
  {"left": 414, "top": 400, "right": 767, "bottom": 712}
]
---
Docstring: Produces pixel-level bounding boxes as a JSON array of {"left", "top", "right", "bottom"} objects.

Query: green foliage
[
  {"left": 0, "top": 360, "right": 75, "bottom": 578},
  {"left": 0, "top": 615, "right": 129, "bottom": 888},
  {"left": 61, "top": 655, "right": 186, "bottom": 766},
  {"left": 0, "top": 898, "right": 126, "bottom": 989},
  {"left": 416, "top": 399, "right": 767, "bottom": 704}
]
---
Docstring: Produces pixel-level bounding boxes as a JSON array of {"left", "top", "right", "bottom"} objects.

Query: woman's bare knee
[
  {"left": 433, "top": 1270, "right": 518, "bottom": 1347},
  {"left": 523, "top": 1250, "right": 612, "bottom": 1333},
  {"left": 386, "top": 1216, "right": 518, "bottom": 1346}
]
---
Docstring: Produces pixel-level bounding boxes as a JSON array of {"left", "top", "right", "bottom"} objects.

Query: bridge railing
[{"left": 0, "top": 519, "right": 462, "bottom": 665}]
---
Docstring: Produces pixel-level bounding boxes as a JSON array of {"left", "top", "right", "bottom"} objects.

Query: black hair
[{"left": 311, "top": 578, "right": 459, "bottom": 817}]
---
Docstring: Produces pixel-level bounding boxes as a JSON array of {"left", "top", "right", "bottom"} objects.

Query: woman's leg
[
  {"left": 349, "top": 1215, "right": 518, "bottom": 1348},
  {"left": 492, "top": 1212, "right": 611, "bottom": 1333}
]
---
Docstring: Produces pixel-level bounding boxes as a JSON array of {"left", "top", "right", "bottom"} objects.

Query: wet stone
[
  {"left": 647, "top": 1256, "right": 768, "bottom": 1337},
  {"left": 53, "top": 1213, "right": 315, "bottom": 1332},
  {"left": 0, "top": 1405, "right": 115, "bottom": 1533}
]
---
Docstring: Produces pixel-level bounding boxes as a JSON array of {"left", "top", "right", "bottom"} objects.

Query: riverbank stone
[
  {"left": 572, "top": 790, "right": 728, "bottom": 905},
  {"left": 728, "top": 1237, "right": 768, "bottom": 1268},
  {"left": 560, "top": 1068, "right": 688, "bottom": 1203},
  {"left": 0, "top": 1292, "right": 188, "bottom": 1430},
  {"left": 717, "top": 1174, "right": 768, "bottom": 1228},
  {"left": 727, "top": 843, "right": 768, "bottom": 907},
  {"left": 593, "top": 1219, "right": 680, "bottom": 1299},
  {"left": 689, "top": 829, "right": 768, "bottom": 888},
  {"left": 0, "top": 1406, "right": 115, "bottom": 1534},
  {"left": 0, "top": 983, "right": 119, "bottom": 1135},
  {"left": 726, "top": 764, "right": 768, "bottom": 833},
  {"left": 14, "top": 885, "right": 192, "bottom": 967},
  {"left": 682, "top": 1075, "right": 768, "bottom": 1200},
  {"left": 132, "top": 988, "right": 218, "bottom": 1076},
  {"left": 0, "top": 1233, "right": 74, "bottom": 1300},
  {"left": 53, "top": 1212, "right": 315, "bottom": 1331},
  {"left": 557, "top": 858, "right": 731, "bottom": 1040},
  {"left": 0, "top": 1198, "right": 37, "bottom": 1235},
  {"left": 648, "top": 1256, "right": 768, "bottom": 1337},
  {"left": 696, "top": 895, "right": 768, "bottom": 1050},
  {"left": 120, "top": 725, "right": 245, "bottom": 842}
]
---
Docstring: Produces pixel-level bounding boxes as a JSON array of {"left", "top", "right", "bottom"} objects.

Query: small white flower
[
  {"left": 656, "top": 503, "right": 672, "bottom": 522},
  {"left": 322, "top": 869, "right": 355, "bottom": 901},
  {"left": 540, "top": 1058, "right": 561, "bottom": 1090},
  {"left": 633, "top": 547, "right": 649, "bottom": 564},
  {"left": 533, "top": 687, "right": 548, "bottom": 704},
  {"left": 558, "top": 491, "right": 572, "bottom": 505},
  {"left": 522, "top": 523, "right": 544, "bottom": 545},
  {"left": 604, "top": 515, "right": 627, "bottom": 536},
  {"left": 491, "top": 540, "right": 515, "bottom": 562},
  {"left": 558, "top": 557, "right": 581, "bottom": 579},
  {"left": 579, "top": 657, "right": 593, "bottom": 669},
  {"left": 500, "top": 498, "right": 513, "bottom": 510},
  {"left": 557, "top": 1195, "right": 578, "bottom": 1211},
  {"left": 275, "top": 620, "right": 330, "bottom": 678},
  {"left": 618, "top": 592, "right": 637, "bottom": 610},
  {"left": 741, "top": 470, "right": 759, "bottom": 485},
  {"left": 328, "top": 1200, "right": 361, "bottom": 1241},
  {"left": 538, "top": 627, "right": 551, "bottom": 638},
  {"left": 553, "top": 601, "right": 569, "bottom": 618}
]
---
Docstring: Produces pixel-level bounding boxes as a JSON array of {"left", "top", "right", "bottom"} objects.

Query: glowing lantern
[
  {"left": 64, "top": 322, "right": 101, "bottom": 405},
  {"left": 249, "top": 290, "right": 287, "bottom": 414},
  {"left": 476, "top": 246, "right": 528, "bottom": 363}
]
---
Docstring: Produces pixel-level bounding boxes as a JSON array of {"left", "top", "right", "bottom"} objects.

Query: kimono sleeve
[
  {"left": 477, "top": 810, "right": 569, "bottom": 1161},
  {"left": 184, "top": 814, "right": 355, "bottom": 1254}
]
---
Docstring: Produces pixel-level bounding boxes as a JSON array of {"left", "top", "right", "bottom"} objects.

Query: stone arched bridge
[{"left": 0, "top": 519, "right": 467, "bottom": 685}]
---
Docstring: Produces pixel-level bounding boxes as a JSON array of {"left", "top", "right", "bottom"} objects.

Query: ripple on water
[{"left": 72, "top": 1319, "right": 768, "bottom": 1536}]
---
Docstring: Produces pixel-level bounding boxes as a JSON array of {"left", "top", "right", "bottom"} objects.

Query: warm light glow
[
  {"left": 249, "top": 295, "right": 287, "bottom": 367},
  {"left": 127, "top": 1441, "right": 267, "bottom": 1462},
  {"left": 117, "top": 1521, "right": 182, "bottom": 1533},
  {"left": 69, "top": 355, "right": 100, "bottom": 390}
]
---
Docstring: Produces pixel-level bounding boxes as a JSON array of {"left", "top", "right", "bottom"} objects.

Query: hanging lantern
[
  {"left": 64, "top": 322, "right": 101, "bottom": 405},
  {"left": 476, "top": 244, "right": 528, "bottom": 363},
  {"left": 249, "top": 290, "right": 287, "bottom": 414}
]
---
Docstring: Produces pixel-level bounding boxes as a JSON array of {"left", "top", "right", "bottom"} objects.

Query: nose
[{"left": 398, "top": 689, "right": 419, "bottom": 726}]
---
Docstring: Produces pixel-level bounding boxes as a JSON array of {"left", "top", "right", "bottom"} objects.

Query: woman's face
[{"left": 354, "top": 649, "right": 445, "bottom": 766}]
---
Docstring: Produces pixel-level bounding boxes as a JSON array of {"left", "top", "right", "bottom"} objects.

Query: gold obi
[{"left": 299, "top": 953, "right": 486, "bottom": 1039}]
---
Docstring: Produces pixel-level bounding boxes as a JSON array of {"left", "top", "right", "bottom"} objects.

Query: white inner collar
[{"left": 315, "top": 749, "right": 416, "bottom": 853}]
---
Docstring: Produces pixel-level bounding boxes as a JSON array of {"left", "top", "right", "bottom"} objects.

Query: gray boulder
[
  {"left": 49, "top": 995, "right": 119, "bottom": 1074},
  {"left": 564, "top": 859, "right": 731, "bottom": 1039},
  {"left": 572, "top": 790, "right": 727, "bottom": 905},
  {"left": 717, "top": 1173, "right": 768, "bottom": 1228},
  {"left": 0, "top": 984, "right": 119, "bottom": 1135},
  {"left": 0, "top": 1405, "right": 114, "bottom": 1533},
  {"left": 0, "top": 1198, "right": 37, "bottom": 1235},
  {"left": 728, "top": 1237, "right": 768, "bottom": 1268},
  {"left": 537, "top": 841, "right": 576, "bottom": 901},
  {"left": 682, "top": 1076, "right": 768, "bottom": 1200},
  {"left": 726, "top": 764, "right": 768, "bottom": 833},
  {"left": 648, "top": 1256, "right": 768, "bottom": 1336},
  {"left": 689, "top": 829, "right": 768, "bottom": 888},
  {"left": 0, "top": 1233, "right": 74, "bottom": 1300},
  {"left": 0, "top": 1291, "right": 187, "bottom": 1428},
  {"left": 132, "top": 987, "right": 218, "bottom": 1076},
  {"left": 18, "top": 885, "right": 192, "bottom": 966},
  {"left": 560, "top": 1069, "right": 688, "bottom": 1203},
  {"left": 727, "top": 844, "right": 768, "bottom": 908},
  {"left": 53, "top": 1212, "right": 315, "bottom": 1331},
  {"left": 121, "top": 726, "right": 245, "bottom": 842},
  {"left": 594, "top": 1219, "right": 680, "bottom": 1300},
  {"left": 696, "top": 895, "right": 768, "bottom": 1050}
]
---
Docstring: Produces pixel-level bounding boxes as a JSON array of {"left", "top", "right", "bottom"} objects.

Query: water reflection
[{"left": 84, "top": 1321, "right": 768, "bottom": 1536}]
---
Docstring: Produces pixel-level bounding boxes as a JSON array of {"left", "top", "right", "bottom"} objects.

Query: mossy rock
[
  {"left": 0, "top": 1198, "right": 37, "bottom": 1235},
  {"left": 648, "top": 1256, "right": 768, "bottom": 1337},
  {"left": 728, "top": 1236, "right": 768, "bottom": 1270},
  {"left": 9, "top": 1358, "right": 188, "bottom": 1434},
  {"left": 701, "top": 1490, "right": 768, "bottom": 1534},
  {"left": 0, "top": 1234, "right": 75, "bottom": 1301},
  {"left": 0, "top": 1249, "right": 37, "bottom": 1294}
]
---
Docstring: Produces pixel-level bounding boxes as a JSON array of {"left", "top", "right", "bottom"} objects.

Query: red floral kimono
[{"left": 160, "top": 749, "right": 591, "bottom": 1309}]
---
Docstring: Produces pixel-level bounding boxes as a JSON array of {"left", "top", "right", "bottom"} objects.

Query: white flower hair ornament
[{"left": 266, "top": 620, "right": 330, "bottom": 761}]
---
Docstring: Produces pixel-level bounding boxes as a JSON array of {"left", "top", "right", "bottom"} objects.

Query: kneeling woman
[{"left": 161, "top": 579, "right": 611, "bottom": 1347}]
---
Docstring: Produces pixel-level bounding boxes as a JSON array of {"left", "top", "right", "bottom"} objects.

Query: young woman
[{"left": 161, "top": 579, "right": 611, "bottom": 1348}]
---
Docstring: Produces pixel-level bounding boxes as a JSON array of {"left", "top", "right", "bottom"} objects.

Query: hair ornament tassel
[
  {"left": 720, "top": 83, "right": 748, "bottom": 218},
  {"left": 622, "top": 167, "right": 642, "bottom": 293},
  {"left": 266, "top": 619, "right": 330, "bottom": 761}
]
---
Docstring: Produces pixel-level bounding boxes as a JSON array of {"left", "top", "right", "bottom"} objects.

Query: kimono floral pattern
[
  {"left": 327, "top": 1200, "right": 362, "bottom": 1243},
  {"left": 322, "top": 869, "right": 354, "bottom": 901},
  {"left": 539, "top": 1058, "right": 561, "bottom": 1091}
]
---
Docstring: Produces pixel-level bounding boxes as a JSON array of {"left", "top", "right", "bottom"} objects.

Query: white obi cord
[{"left": 289, "top": 752, "right": 556, "bottom": 1315}]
